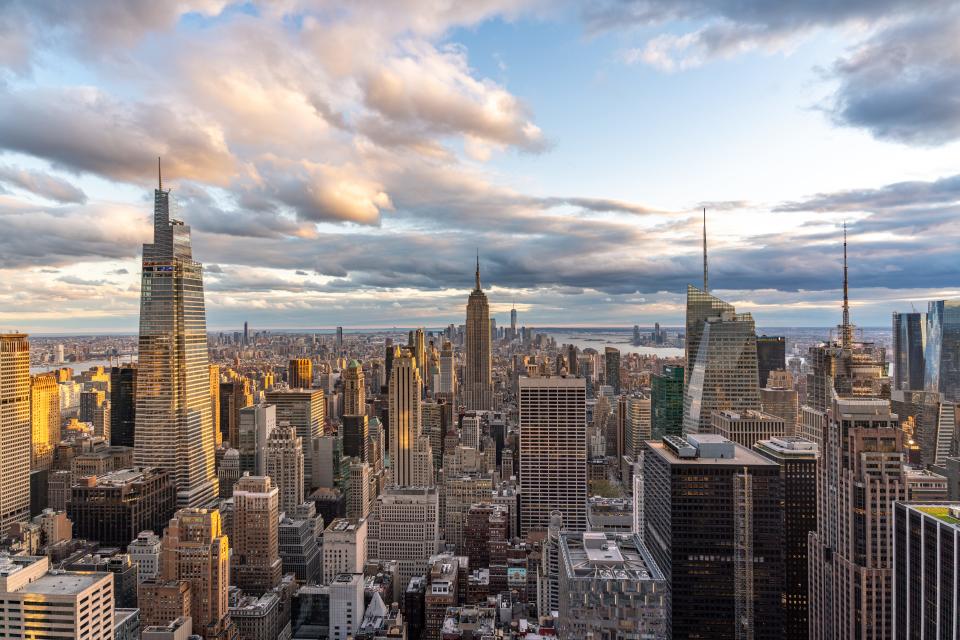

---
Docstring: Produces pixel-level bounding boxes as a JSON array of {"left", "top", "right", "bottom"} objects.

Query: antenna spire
[
  {"left": 702, "top": 207, "right": 709, "bottom": 293},
  {"left": 475, "top": 249, "right": 481, "bottom": 290},
  {"left": 841, "top": 222, "right": 853, "bottom": 348},
  {"left": 158, "top": 157, "right": 162, "bottom": 190}
]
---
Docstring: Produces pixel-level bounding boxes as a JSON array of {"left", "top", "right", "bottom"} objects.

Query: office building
[
  {"left": 348, "top": 462, "right": 372, "bottom": 519},
  {"left": 279, "top": 511, "right": 321, "bottom": 583},
  {"left": 557, "top": 532, "right": 667, "bottom": 639},
  {"left": 288, "top": 358, "right": 313, "bottom": 389},
  {"left": 760, "top": 385, "right": 799, "bottom": 436},
  {"left": 330, "top": 573, "right": 365, "bottom": 640},
  {"left": 81, "top": 388, "right": 110, "bottom": 439},
  {"left": 130, "top": 530, "right": 163, "bottom": 583},
  {"left": 232, "top": 475, "right": 282, "bottom": 595},
  {"left": 424, "top": 555, "right": 461, "bottom": 640},
  {"left": 439, "top": 340, "right": 456, "bottom": 395},
  {"left": 925, "top": 298, "right": 960, "bottom": 401},
  {"left": 323, "top": 518, "right": 368, "bottom": 583},
  {"left": 651, "top": 364, "right": 684, "bottom": 439},
  {"left": 756, "top": 335, "right": 786, "bottom": 388},
  {"left": 644, "top": 433, "right": 784, "bottom": 639},
  {"left": 237, "top": 404, "right": 276, "bottom": 476},
  {"left": 219, "top": 378, "right": 253, "bottom": 447},
  {"left": 754, "top": 436, "right": 818, "bottom": 640},
  {"left": 809, "top": 397, "right": 904, "bottom": 640},
  {"left": 683, "top": 300, "right": 761, "bottom": 435},
  {"left": 138, "top": 580, "right": 192, "bottom": 630},
  {"left": 604, "top": 347, "right": 621, "bottom": 395},
  {"left": 342, "top": 414, "right": 369, "bottom": 462},
  {"left": 110, "top": 364, "right": 137, "bottom": 448},
  {"left": 209, "top": 365, "right": 221, "bottom": 448},
  {"left": 160, "top": 508, "right": 236, "bottom": 639},
  {"left": 518, "top": 375, "right": 587, "bottom": 535},
  {"left": 367, "top": 486, "right": 440, "bottom": 589},
  {"left": 685, "top": 285, "right": 735, "bottom": 387},
  {"left": 68, "top": 467, "right": 176, "bottom": 550},
  {"left": 892, "top": 502, "right": 960, "bottom": 637},
  {"left": 265, "top": 422, "right": 304, "bottom": 514},
  {"left": 30, "top": 372, "right": 60, "bottom": 470},
  {"left": 711, "top": 409, "right": 785, "bottom": 449},
  {"left": 464, "top": 257, "right": 492, "bottom": 411},
  {"left": 388, "top": 348, "right": 433, "bottom": 487},
  {"left": 229, "top": 590, "right": 287, "bottom": 640},
  {"left": 1, "top": 335, "right": 36, "bottom": 536},
  {"left": 0, "top": 554, "right": 114, "bottom": 639},
  {"left": 343, "top": 360, "right": 365, "bottom": 416},
  {"left": 135, "top": 175, "right": 219, "bottom": 508},
  {"left": 622, "top": 393, "right": 651, "bottom": 459},
  {"left": 892, "top": 311, "right": 926, "bottom": 391},
  {"left": 443, "top": 473, "right": 493, "bottom": 554},
  {"left": 265, "top": 388, "right": 325, "bottom": 495}
]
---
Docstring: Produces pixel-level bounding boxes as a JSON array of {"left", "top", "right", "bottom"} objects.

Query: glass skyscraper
[
  {"left": 892, "top": 311, "right": 926, "bottom": 391},
  {"left": 684, "top": 285, "right": 734, "bottom": 388},
  {"left": 651, "top": 365, "right": 684, "bottom": 439},
  {"left": 925, "top": 299, "right": 960, "bottom": 401},
  {"left": 134, "top": 172, "right": 219, "bottom": 508}
]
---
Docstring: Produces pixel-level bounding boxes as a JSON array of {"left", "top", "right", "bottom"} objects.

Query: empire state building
[
  {"left": 134, "top": 162, "right": 219, "bottom": 507},
  {"left": 464, "top": 256, "right": 492, "bottom": 411}
]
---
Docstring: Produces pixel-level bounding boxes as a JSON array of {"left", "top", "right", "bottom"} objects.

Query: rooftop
[
  {"left": 650, "top": 435, "right": 776, "bottom": 467},
  {"left": 19, "top": 570, "right": 109, "bottom": 595},
  {"left": 910, "top": 504, "right": 960, "bottom": 526},
  {"left": 559, "top": 533, "right": 665, "bottom": 583}
]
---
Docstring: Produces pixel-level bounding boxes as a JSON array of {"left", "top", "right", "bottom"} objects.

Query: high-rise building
[
  {"left": 760, "top": 386, "right": 799, "bottom": 436},
  {"left": 622, "top": 393, "right": 651, "bottom": 460},
  {"left": 925, "top": 298, "right": 960, "bottom": 401},
  {"left": 265, "top": 388, "right": 325, "bottom": 495},
  {"left": 682, "top": 296, "right": 760, "bottom": 435},
  {"left": 237, "top": 404, "right": 275, "bottom": 476},
  {"left": 330, "top": 573, "right": 365, "bottom": 640},
  {"left": 711, "top": 409, "right": 785, "bottom": 449},
  {"left": 754, "top": 436, "right": 818, "bottom": 640},
  {"left": 342, "top": 360, "right": 365, "bottom": 416},
  {"left": 557, "top": 532, "right": 667, "bottom": 639},
  {"left": 685, "top": 285, "right": 735, "bottom": 388},
  {"left": 67, "top": 467, "right": 176, "bottom": 550},
  {"left": 348, "top": 462, "right": 371, "bottom": 519},
  {"left": 336, "top": 326, "right": 344, "bottom": 354},
  {"left": 219, "top": 377, "right": 253, "bottom": 447},
  {"left": 412, "top": 328, "right": 427, "bottom": 386},
  {"left": 367, "top": 486, "right": 441, "bottom": 589},
  {"left": 464, "top": 257, "right": 492, "bottom": 411},
  {"left": 209, "top": 365, "right": 221, "bottom": 448},
  {"left": 135, "top": 173, "right": 219, "bottom": 508},
  {"left": 438, "top": 340, "right": 456, "bottom": 395},
  {"left": 264, "top": 422, "right": 304, "bottom": 514},
  {"left": 510, "top": 305, "right": 518, "bottom": 339},
  {"left": 30, "top": 372, "right": 60, "bottom": 470},
  {"left": 518, "top": 375, "right": 587, "bottom": 535},
  {"left": 808, "top": 397, "right": 904, "bottom": 640},
  {"left": 231, "top": 475, "right": 282, "bottom": 595},
  {"left": 323, "top": 518, "right": 368, "bottom": 583},
  {"left": 604, "top": 347, "right": 621, "bottom": 395},
  {"left": 644, "top": 434, "right": 784, "bottom": 639},
  {"left": 80, "top": 388, "right": 110, "bottom": 440},
  {"left": 130, "top": 530, "right": 163, "bottom": 583},
  {"left": 756, "top": 335, "right": 786, "bottom": 388},
  {"left": 0, "top": 555, "right": 115, "bottom": 639},
  {"left": 892, "top": 311, "right": 926, "bottom": 391},
  {"left": 160, "top": 508, "right": 236, "bottom": 639},
  {"left": 288, "top": 358, "right": 313, "bottom": 390},
  {"left": 892, "top": 502, "right": 960, "bottom": 637},
  {"left": 651, "top": 364, "right": 684, "bottom": 439},
  {"left": 110, "top": 364, "right": 137, "bottom": 447},
  {"left": 388, "top": 349, "right": 432, "bottom": 487},
  {"left": 0, "top": 333, "right": 30, "bottom": 536}
]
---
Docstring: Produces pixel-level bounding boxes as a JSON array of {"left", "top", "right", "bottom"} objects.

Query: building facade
[{"left": 464, "top": 259, "right": 492, "bottom": 411}]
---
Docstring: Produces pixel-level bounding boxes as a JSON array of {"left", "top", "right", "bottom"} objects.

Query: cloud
[
  {"left": 0, "top": 165, "right": 87, "bottom": 203},
  {"left": 825, "top": 14, "right": 960, "bottom": 145}
]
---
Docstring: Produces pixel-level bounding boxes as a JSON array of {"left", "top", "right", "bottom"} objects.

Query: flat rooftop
[
  {"left": 909, "top": 504, "right": 960, "bottom": 526},
  {"left": 19, "top": 571, "right": 109, "bottom": 596},
  {"left": 560, "top": 533, "right": 664, "bottom": 583},
  {"left": 647, "top": 438, "right": 776, "bottom": 467}
]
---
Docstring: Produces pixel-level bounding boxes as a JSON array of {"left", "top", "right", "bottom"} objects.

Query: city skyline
[{"left": 0, "top": 2, "right": 958, "bottom": 332}]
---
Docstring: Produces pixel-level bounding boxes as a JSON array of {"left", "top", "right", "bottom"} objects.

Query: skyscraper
[
  {"left": 510, "top": 304, "right": 517, "bottom": 339},
  {"left": 808, "top": 397, "right": 904, "bottom": 640},
  {"left": 264, "top": 422, "right": 304, "bottom": 514},
  {"left": 924, "top": 298, "right": 960, "bottom": 401},
  {"left": 135, "top": 168, "right": 219, "bottom": 508},
  {"left": 288, "top": 358, "right": 313, "bottom": 389},
  {"left": 651, "top": 365, "right": 683, "bottom": 439},
  {"left": 237, "top": 404, "right": 275, "bottom": 476},
  {"left": 160, "top": 508, "right": 235, "bottom": 639},
  {"left": 519, "top": 375, "right": 587, "bottom": 535},
  {"left": 110, "top": 364, "right": 137, "bottom": 447},
  {"left": 464, "top": 256, "right": 492, "bottom": 411},
  {"left": 0, "top": 333, "right": 31, "bottom": 536},
  {"left": 756, "top": 335, "right": 786, "bottom": 388},
  {"left": 438, "top": 340, "right": 456, "bottom": 396},
  {"left": 682, "top": 299, "right": 760, "bottom": 435},
  {"left": 892, "top": 311, "right": 926, "bottom": 391},
  {"left": 30, "top": 372, "right": 60, "bottom": 470},
  {"left": 388, "top": 348, "right": 432, "bottom": 487},
  {"left": 231, "top": 475, "right": 282, "bottom": 595},
  {"left": 265, "top": 388, "right": 325, "bottom": 495},
  {"left": 342, "top": 360, "right": 365, "bottom": 416},
  {"left": 604, "top": 347, "right": 621, "bottom": 395}
]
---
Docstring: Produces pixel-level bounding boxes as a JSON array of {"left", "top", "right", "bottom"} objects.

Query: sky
[{"left": 1, "top": 1, "right": 959, "bottom": 332}]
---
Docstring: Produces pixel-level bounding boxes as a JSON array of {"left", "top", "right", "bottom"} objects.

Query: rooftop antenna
[
  {"left": 841, "top": 222, "right": 853, "bottom": 348},
  {"left": 703, "top": 207, "right": 709, "bottom": 293},
  {"left": 475, "top": 249, "right": 481, "bottom": 290},
  {"left": 158, "top": 157, "right": 162, "bottom": 191}
]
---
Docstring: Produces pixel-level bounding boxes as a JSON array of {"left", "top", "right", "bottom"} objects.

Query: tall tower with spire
[
  {"left": 464, "top": 254, "right": 492, "bottom": 411},
  {"left": 135, "top": 160, "right": 219, "bottom": 508}
]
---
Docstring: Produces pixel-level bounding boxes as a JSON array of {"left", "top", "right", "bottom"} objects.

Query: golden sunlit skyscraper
[
  {"left": 388, "top": 348, "right": 433, "bottom": 487},
  {"left": 134, "top": 166, "right": 219, "bottom": 508},
  {"left": 464, "top": 257, "right": 492, "bottom": 411},
  {"left": 288, "top": 357, "right": 313, "bottom": 389},
  {"left": 30, "top": 372, "right": 60, "bottom": 471},
  {"left": 0, "top": 333, "right": 31, "bottom": 536}
]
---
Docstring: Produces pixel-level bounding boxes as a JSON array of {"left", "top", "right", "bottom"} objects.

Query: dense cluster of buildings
[{"left": 2, "top": 176, "right": 960, "bottom": 639}]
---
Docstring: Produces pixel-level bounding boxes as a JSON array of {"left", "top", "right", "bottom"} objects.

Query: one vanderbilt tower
[{"left": 134, "top": 161, "right": 219, "bottom": 507}]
